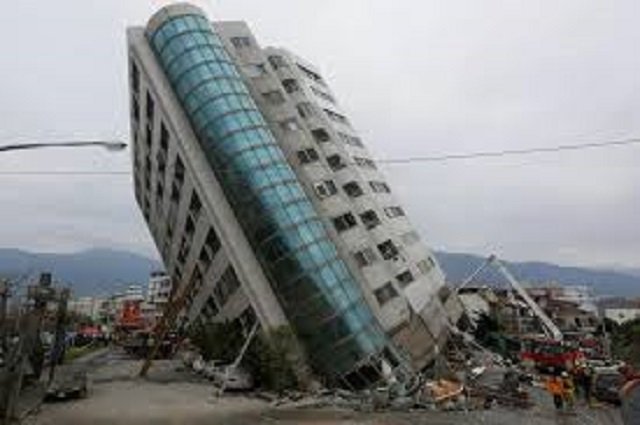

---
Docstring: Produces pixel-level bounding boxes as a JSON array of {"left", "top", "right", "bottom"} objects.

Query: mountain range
[
  {"left": 0, "top": 248, "right": 639, "bottom": 298},
  {"left": 435, "top": 251, "right": 640, "bottom": 297},
  {"left": 0, "top": 248, "right": 161, "bottom": 297}
]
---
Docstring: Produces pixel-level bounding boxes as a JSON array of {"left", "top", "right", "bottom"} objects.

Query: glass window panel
[
  {"left": 294, "top": 248, "right": 315, "bottom": 270},
  {"left": 282, "top": 229, "right": 303, "bottom": 249},
  {"left": 297, "top": 225, "right": 317, "bottom": 245},
  {"left": 318, "top": 265, "right": 339, "bottom": 289},
  {"left": 307, "top": 243, "right": 328, "bottom": 267},
  {"left": 259, "top": 187, "right": 279, "bottom": 208}
]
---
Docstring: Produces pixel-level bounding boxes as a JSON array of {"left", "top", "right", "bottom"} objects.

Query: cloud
[{"left": 0, "top": 0, "right": 638, "bottom": 268}]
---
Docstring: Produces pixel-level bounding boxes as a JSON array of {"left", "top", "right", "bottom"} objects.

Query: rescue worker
[
  {"left": 578, "top": 366, "right": 593, "bottom": 406},
  {"left": 546, "top": 374, "right": 565, "bottom": 410},
  {"left": 562, "top": 371, "right": 575, "bottom": 410}
]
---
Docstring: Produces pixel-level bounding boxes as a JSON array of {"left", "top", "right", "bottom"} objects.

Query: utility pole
[
  {"left": 1, "top": 273, "right": 57, "bottom": 423},
  {"left": 0, "top": 280, "right": 8, "bottom": 355},
  {"left": 139, "top": 276, "right": 186, "bottom": 377},
  {"left": 48, "top": 288, "right": 70, "bottom": 384}
]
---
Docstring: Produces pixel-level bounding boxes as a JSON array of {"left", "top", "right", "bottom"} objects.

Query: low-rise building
[
  {"left": 604, "top": 308, "right": 640, "bottom": 325},
  {"left": 146, "top": 271, "right": 172, "bottom": 324},
  {"left": 68, "top": 297, "right": 103, "bottom": 321}
]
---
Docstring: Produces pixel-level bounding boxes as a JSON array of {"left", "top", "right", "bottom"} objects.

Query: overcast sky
[{"left": 0, "top": 0, "right": 638, "bottom": 269}]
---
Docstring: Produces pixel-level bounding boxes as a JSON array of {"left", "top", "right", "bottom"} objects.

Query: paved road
[{"left": 24, "top": 349, "right": 624, "bottom": 425}]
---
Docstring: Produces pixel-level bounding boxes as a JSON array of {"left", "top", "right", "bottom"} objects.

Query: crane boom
[{"left": 489, "top": 255, "right": 564, "bottom": 341}]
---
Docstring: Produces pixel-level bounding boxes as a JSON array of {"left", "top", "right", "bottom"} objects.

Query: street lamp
[{"left": 0, "top": 140, "right": 127, "bottom": 153}]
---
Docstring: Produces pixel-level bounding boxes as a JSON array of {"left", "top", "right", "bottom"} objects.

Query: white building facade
[{"left": 605, "top": 308, "right": 640, "bottom": 325}]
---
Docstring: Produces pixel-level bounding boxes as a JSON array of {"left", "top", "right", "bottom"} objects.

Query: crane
[{"left": 456, "top": 254, "right": 564, "bottom": 342}]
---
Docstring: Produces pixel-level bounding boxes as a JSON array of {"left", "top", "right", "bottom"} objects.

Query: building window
[
  {"left": 131, "top": 60, "right": 140, "bottom": 95},
  {"left": 238, "top": 307, "right": 257, "bottom": 333},
  {"left": 145, "top": 91, "right": 155, "bottom": 123},
  {"left": 132, "top": 96, "right": 140, "bottom": 123},
  {"left": 310, "top": 86, "right": 335, "bottom": 103},
  {"left": 296, "top": 63, "right": 325, "bottom": 85},
  {"left": 189, "top": 191, "right": 202, "bottom": 220},
  {"left": 374, "top": 282, "right": 398, "bottom": 306},
  {"left": 173, "top": 156, "right": 185, "bottom": 187},
  {"left": 177, "top": 235, "right": 191, "bottom": 265},
  {"left": 231, "top": 36, "right": 252, "bottom": 49},
  {"left": 324, "top": 108, "right": 349, "bottom": 125},
  {"left": 384, "top": 206, "right": 405, "bottom": 218},
  {"left": 297, "top": 148, "right": 320, "bottom": 164},
  {"left": 297, "top": 102, "right": 316, "bottom": 119},
  {"left": 282, "top": 78, "right": 299, "bottom": 93},
  {"left": 262, "top": 90, "right": 285, "bottom": 105},
  {"left": 347, "top": 135, "right": 364, "bottom": 147},
  {"left": 326, "top": 154, "right": 346, "bottom": 171},
  {"left": 401, "top": 231, "right": 420, "bottom": 246},
  {"left": 173, "top": 265, "right": 183, "bottom": 283},
  {"left": 377, "top": 239, "right": 399, "bottom": 260},
  {"left": 204, "top": 228, "right": 221, "bottom": 258},
  {"left": 244, "top": 63, "right": 267, "bottom": 78},
  {"left": 189, "top": 266, "right": 203, "bottom": 295},
  {"left": 333, "top": 212, "right": 358, "bottom": 233},
  {"left": 170, "top": 181, "right": 180, "bottom": 203},
  {"left": 311, "top": 128, "right": 330, "bottom": 143},
  {"left": 359, "top": 210, "right": 381, "bottom": 229},
  {"left": 145, "top": 124, "right": 153, "bottom": 149},
  {"left": 204, "top": 295, "right": 219, "bottom": 318},
  {"left": 314, "top": 180, "right": 338, "bottom": 198},
  {"left": 353, "top": 248, "right": 378, "bottom": 267},
  {"left": 268, "top": 55, "right": 288, "bottom": 69},
  {"left": 396, "top": 270, "right": 414, "bottom": 288},
  {"left": 166, "top": 221, "right": 174, "bottom": 240},
  {"left": 156, "top": 150, "right": 166, "bottom": 175},
  {"left": 213, "top": 266, "right": 240, "bottom": 307},
  {"left": 198, "top": 246, "right": 212, "bottom": 271},
  {"left": 279, "top": 118, "right": 300, "bottom": 132},
  {"left": 342, "top": 181, "right": 364, "bottom": 198},
  {"left": 417, "top": 257, "right": 436, "bottom": 275},
  {"left": 155, "top": 181, "right": 164, "bottom": 203},
  {"left": 369, "top": 181, "right": 391, "bottom": 193},
  {"left": 353, "top": 156, "right": 377, "bottom": 169},
  {"left": 159, "top": 122, "right": 169, "bottom": 152}
]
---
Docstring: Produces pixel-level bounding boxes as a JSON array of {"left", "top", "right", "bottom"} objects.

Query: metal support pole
[
  {"left": 139, "top": 277, "right": 190, "bottom": 377},
  {"left": 48, "top": 288, "right": 69, "bottom": 384},
  {"left": 0, "top": 280, "right": 8, "bottom": 355},
  {"left": 216, "top": 322, "right": 259, "bottom": 398}
]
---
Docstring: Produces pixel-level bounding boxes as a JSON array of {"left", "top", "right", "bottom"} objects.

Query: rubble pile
[{"left": 176, "top": 333, "right": 536, "bottom": 414}]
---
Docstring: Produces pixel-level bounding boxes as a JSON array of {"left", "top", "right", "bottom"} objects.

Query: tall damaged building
[{"left": 127, "top": 3, "right": 451, "bottom": 387}]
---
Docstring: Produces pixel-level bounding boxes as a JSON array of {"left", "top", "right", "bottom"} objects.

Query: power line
[
  {"left": 0, "top": 171, "right": 131, "bottom": 175},
  {"left": 0, "top": 137, "right": 638, "bottom": 175},
  {"left": 377, "top": 137, "right": 640, "bottom": 164}
]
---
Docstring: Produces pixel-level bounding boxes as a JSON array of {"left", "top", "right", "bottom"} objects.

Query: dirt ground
[{"left": 23, "top": 349, "right": 624, "bottom": 425}]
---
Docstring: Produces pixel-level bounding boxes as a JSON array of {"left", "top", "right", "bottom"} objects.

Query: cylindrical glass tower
[{"left": 146, "top": 4, "right": 391, "bottom": 380}]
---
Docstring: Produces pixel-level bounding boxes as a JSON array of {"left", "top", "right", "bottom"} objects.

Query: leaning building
[{"left": 128, "top": 3, "right": 450, "bottom": 387}]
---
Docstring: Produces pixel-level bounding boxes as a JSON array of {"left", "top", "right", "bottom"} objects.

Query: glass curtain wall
[{"left": 146, "top": 9, "right": 389, "bottom": 379}]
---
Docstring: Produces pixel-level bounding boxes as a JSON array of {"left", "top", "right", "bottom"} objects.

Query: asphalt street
[{"left": 23, "top": 348, "right": 624, "bottom": 425}]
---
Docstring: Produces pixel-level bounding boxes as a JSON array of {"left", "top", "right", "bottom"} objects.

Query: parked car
[
  {"left": 180, "top": 350, "right": 198, "bottom": 368},
  {"left": 46, "top": 367, "right": 89, "bottom": 401},
  {"left": 593, "top": 370, "right": 624, "bottom": 405},
  {"left": 191, "top": 356, "right": 205, "bottom": 374},
  {"left": 211, "top": 365, "right": 253, "bottom": 391},
  {"left": 202, "top": 360, "right": 222, "bottom": 380}
]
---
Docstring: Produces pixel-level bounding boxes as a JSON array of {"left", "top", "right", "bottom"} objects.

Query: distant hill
[
  {"left": 1, "top": 247, "right": 638, "bottom": 298},
  {"left": 0, "top": 248, "right": 162, "bottom": 297},
  {"left": 434, "top": 251, "right": 640, "bottom": 297}
]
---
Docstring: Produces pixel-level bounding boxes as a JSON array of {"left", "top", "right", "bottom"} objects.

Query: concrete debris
[
  {"left": 424, "top": 379, "right": 464, "bottom": 403},
  {"left": 175, "top": 331, "right": 536, "bottom": 415}
]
